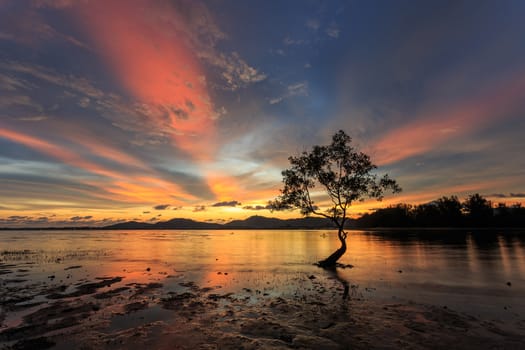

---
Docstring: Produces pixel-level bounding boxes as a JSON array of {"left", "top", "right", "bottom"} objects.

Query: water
[{"left": 1, "top": 229, "right": 524, "bottom": 334}]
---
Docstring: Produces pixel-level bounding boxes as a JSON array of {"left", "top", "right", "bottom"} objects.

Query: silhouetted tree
[
  {"left": 463, "top": 193, "right": 493, "bottom": 226},
  {"left": 354, "top": 194, "right": 523, "bottom": 228},
  {"left": 508, "top": 203, "right": 525, "bottom": 227},
  {"left": 269, "top": 130, "right": 401, "bottom": 268},
  {"left": 413, "top": 202, "right": 441, "bottom": 226},
  {"left": 357, "top": 204, "right": 413, "bottom": 227},
  {"left": 436, "top": 196, "right": 463, "bottom": 226}
]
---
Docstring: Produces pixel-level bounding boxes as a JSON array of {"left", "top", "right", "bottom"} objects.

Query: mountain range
[{"left": 104, "top": 215, "right": 340, "bottom": 230}]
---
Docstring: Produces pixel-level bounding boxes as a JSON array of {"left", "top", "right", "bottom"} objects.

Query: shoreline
[{"left": 2, "top": 227, "right": 525, "bottom": 232}]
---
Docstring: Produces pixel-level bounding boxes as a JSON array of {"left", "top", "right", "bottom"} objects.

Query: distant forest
[{"left": 355, "top": 193, "right": 525, "bottom": 228}]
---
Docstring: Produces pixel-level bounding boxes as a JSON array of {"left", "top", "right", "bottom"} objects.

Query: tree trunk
[{"left": 317, "top": 228, "right": 347, "bottom": 268}]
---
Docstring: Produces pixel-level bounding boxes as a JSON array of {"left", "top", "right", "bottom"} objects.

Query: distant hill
[
  {"left": 104, "top": 215, "right": 339, "bottom": 230},
  {"left": 104, "top": 221, "right": 155, "bottom": 229},
  {"left": 224, "top": 215, "right": 335, "bottom": 229},
  {"left": 154, "top": 218, "right": 222, "bottom": 229}
]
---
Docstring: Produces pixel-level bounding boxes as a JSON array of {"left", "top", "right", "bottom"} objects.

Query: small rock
[
  {"left": 308, "top": 275, "right": 316, "bottom": 280},
  {"left": 398, "top": 270, "right": 403, "bottom": 273},
  {"left": 146, "top": 267, "right": 151, "bottom": 272},
  {"left": 506, "top": 281, "right": 511, "bottom": 286}
]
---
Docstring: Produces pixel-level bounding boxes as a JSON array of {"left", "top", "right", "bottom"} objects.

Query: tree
[
  {"left": 269, "top": 130, "right": 401, "bottom": 268},
  {"left": 436, "top": 196, "right": 463, "bottom": 226},
  {"left": 463, "top": 193, "right": 493, "bottom": 225}
]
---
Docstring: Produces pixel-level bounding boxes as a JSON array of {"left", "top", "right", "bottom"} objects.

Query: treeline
[{"left": 355, "top": 193, "right": 525, "bottom": 228}]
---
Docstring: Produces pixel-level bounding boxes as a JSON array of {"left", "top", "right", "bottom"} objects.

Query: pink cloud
[
  {"left": 71, "top": 0, "right": 216, "bottom": 160},
  {"left": 370, "top": 71, "right": 525, "bottom": 165}
]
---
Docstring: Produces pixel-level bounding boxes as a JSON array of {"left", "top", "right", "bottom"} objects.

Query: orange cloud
[
  {"left": 371, "top": 72, "right": 525, "bottom": 165},
  {"left": 72, "top": 0, "right": 215, "bottom": 160},
  {"left": 0, "top": 127, "right": 119, "bottom": 178},
  {"left": 69, "top": 0, "right": 250, "bottom": 202},
  {"left": 73, "top": 136, "right": 149, "bottom": 171},
  {"left": 0, "top": 127, "right": 195, "bottom": 205}
]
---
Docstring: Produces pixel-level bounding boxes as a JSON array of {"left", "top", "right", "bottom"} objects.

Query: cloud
[
  {"left": 269, "top": 81, "right": 309, "bottom": 105},
  {"left": 370, "top": 71, "right": 525, "bottom": 165},
  {"left": 14, "top": 115, "right": 49, "bottom": 122},
  {"left": 0, "top": 214, "right": 127, "bottom": 228},
  {"left": 488, "top": 193, "right": 525, "bottom": 198},
  {"left": 0, "top": 128, "right": 198, "bottom": 206},
  {"left": 212, "top": 200, "right": 241, "bottom": 207},
  {"left": 193, "top": 205, "right": 206, "bottom": 212},
  {"left": 242, "top": 205, "right": 271, "bottom": 211},
  {"left": 69, "top": 215, "right": 92, "bottom": 221},
  {"left": 66, "top": 0, "right": 222, "bottom": 162},
  {"left": 283, "top": 36, "right": 307, "bottom": 46},
  {"left": 269, "top": 97, "right": 284, "bottom": 105},
  {"left": 325, "top": 24, "right": 340, "bottom": 38},
  {"left": 0, "top": 94, "right": 43, "bottom": 111},
  {"left": 0, "top": 61, "right": 104, "bottom": 99},
  {"left": 0, "top": 73, "right": 34, "bottom": 91},
  {"left": 80, "top": 0, "right": 267, "bottom": 92},
  {"left": 169, "top": 1, "right": 267, "bottom": 90},
  {"left": 154, "top": 204, "right": 171, "bottom": 210},
  {"left": 209, "top": 52, "right": 267, "bottom": 90},
  {"left": 306, "top": 19, "right": 320, "bottom": 31},
  {"left": 78, "top": 97, "right": 90, "bottom": 108},
  {"left": 0, "top": 4, "right": 90, "bottom": 50},
  {"left": 8, "top": 215, "right": 30, "bottom": 220}
]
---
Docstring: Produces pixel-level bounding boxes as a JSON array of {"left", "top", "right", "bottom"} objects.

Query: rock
[
  {"left": 308, "top": 275, "right": 316, "bottom": 280},
  {"left": 292, "top": 334, "right": 340, "bottom": 350},
  {"left": 124, "top": 301, "right": 148, "bottom": 313},
  {"left": 240, "top": 319, "right": 295, "bottom": 343},
  {"left": 506, "top": 281, "right": 511, "bottom": 286},
  {"left": 12, "top": 336, "right": 55, "bottom": 350}
]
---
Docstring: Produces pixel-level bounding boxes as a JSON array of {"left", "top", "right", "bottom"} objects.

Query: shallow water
[{"left": 1, "top": 229, "right": 525, "bottom": 340}]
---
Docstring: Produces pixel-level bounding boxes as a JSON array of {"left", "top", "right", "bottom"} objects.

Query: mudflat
[{"left": 1, "top": 254, "right": 524, "bottom": 349}]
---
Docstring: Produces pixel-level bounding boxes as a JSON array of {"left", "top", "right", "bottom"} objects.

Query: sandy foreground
[{"left": 1, "top": 258, "right": 524, "bottom": 350}]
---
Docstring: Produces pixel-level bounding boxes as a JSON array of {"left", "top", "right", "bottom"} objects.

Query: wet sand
[{"left": 2, "top": 254, "right": 524, "bottom": 350}]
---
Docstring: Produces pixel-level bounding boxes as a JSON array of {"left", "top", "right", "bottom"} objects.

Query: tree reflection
[{"left": 323, "top": 265, "right": 350, "bottom": 300}]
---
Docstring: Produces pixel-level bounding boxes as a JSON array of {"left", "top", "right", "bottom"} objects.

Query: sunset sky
[{"left": 1, "top": 0, "right": 525, "bottom": 227}]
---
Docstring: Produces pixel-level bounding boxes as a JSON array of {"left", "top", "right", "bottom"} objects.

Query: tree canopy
[{"left": 270, "top": 130, "right": 401, "bottom": 229}]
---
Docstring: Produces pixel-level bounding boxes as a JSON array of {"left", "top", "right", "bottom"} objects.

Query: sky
[{"left": 1, "top": 0, "right": 525, "bottom": 227}]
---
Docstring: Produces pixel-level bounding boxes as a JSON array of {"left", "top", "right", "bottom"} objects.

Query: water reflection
[{"left": 1, "top": 229, "right": 524, "bottom": 320}]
